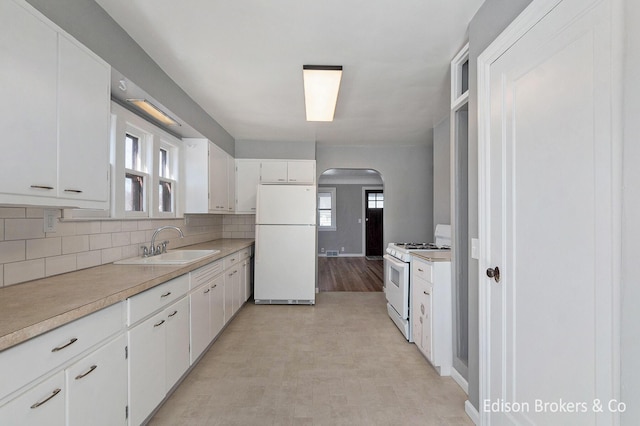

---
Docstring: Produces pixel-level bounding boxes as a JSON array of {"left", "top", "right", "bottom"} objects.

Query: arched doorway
[{"left": 316, "top": 168, "right": 384, "bottom": 292}]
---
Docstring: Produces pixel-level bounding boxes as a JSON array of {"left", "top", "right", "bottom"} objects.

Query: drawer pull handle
[
  {"left": 204, "top": 289, "right": 210, "bottom": 294},
  {"left": 30, "top": 388, "right": 61, "bottom": 409},
  {"left": 418, "top": 268, "right": 424, "bottom": 272},
  {"left": 168, "top": 310, "right": 178, "bottom": 317},
  {"left": 30, "top": 185, "right": 54, "bottom": 190},
  {"left": 212, "top": 284, "right": 217, "bottom": 289},
  {"left": 75, "top": 365, "right": 98, "bottom": 380},
  {"left": 423, "top": 291, "right": 428, "bottom": 295},
  {"left": 161, "top": 291, "right": 172, "bottom": 298},
  {"left": 64, "top": 189, "right": 83, "bottom": 193},
  {"left": 52, "top": 337, "right": 78, "bottom": 352},
  {"left": 154, "top": 319, "right": 165, "bottom": 327}
]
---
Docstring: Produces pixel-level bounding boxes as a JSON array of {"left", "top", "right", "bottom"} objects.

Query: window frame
[
  {"left": 318, "top": 187, "right": 336, "bottom": 231},
  {"left": 155, "top": 139, "right": 179, "bottom": 217},
  {"left": 123, "top": 126, "right": 150, "bottom": 218}
]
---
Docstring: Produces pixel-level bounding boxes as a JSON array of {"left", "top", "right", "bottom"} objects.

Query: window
[
  {"left": 318, "top": 187, "right": 336, "bottom": 231},
  {"left": 124, "top": 132, "right": 147, "bottom": 215},
  {"left": 157, "top": 142, "right": 177, "bottom": 214},
  {"left": 367, "top": 192, "right": 384, "bottom": 209}
]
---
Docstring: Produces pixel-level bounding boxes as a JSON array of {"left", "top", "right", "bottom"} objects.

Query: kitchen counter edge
[{"left": 0, "top": 238, "right": 254, "bottom": 352}]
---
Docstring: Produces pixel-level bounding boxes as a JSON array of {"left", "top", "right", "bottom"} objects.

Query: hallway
[
  {"left": 317, "top": 257, "right": 384, "bottom": 292},
  {"left": 150, "top": 292, "right": 471, "bottom": 425}
]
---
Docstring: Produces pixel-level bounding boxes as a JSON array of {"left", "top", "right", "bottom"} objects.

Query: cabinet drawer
[
  {"left": 128, "top": 274, "right": 189, "bottom": 326},
  {"left": 223, "top": 252, "right": 241, "bottom": 270},
  {"left": 191, "top": 260, "right": 223, "bottom": 289},
  {"left": 0, "top": 302, "right": 124, "bottom": 401},
  {"left": 413, "top": 260, "right": 433, "bottom": 282},
  {"left": 238, "top": 247, "right": 251, "bottom": 261},
  {"left": 0, "top": 370, "right": 65, "bottom": 425}
]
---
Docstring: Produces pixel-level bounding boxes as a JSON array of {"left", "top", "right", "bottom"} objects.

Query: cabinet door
[
  {"left": 128, "top": 311, "right": 166, "bottom": 426},
  {"left": 57, "top": 35, "right": 110, "bottom": 205},
  {"left": 165, "top": 297, "right": 190, "bottom": 390},
  {"left": 0, "top": 0, "right": 57, "bottom": 198},
  {"left": 235, "top": 160, "right": 261, "bottom": 213},
  {"left": 189, "top": 285, "right": 210, "bottom": 364},
  {"left": 210, "top": 274, "right": 225, "bottom": 338},
  {"left": 224, "top": 269, "right": 236, "bottom": 323},
  {"left": 422, "top": 289, "right": 433, "bottom": 360},
  {"left": 227, "top": 155, "right": 235, "bottom": 213},
  {"left": 287, "top": 161, "right": 315, "bottom": 184},
  {"left": 411, "top": 279, "right": 423, "bottom": 349},
  {"left": 208, "top": 143, "right": 228, "bottom": 211},
  {"left": 0, "top": 371, "right": 65, "bottom": 426},
  {"left": 260, "top": 161, "right": 287, "bottom": 183},
  {"left": 66, "top": 334, "right": 127, "bottom": 426}
]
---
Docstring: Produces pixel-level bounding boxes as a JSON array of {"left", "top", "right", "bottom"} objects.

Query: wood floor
[{"left": 318, "top": 257, "right": 383, "bottom": 292}]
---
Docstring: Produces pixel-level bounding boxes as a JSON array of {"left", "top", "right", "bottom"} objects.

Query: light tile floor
[{"left": 150, "top": 292, "right": 472, "bottom": 425}]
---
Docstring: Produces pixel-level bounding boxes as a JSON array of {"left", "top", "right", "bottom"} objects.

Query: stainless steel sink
[{"left": 114, "top": 249, "right": 220, "bottom": 265}]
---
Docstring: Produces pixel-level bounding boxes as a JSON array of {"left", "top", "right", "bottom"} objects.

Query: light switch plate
[{"left": 44, "top": 209, "right": 57, "bottom": 233}]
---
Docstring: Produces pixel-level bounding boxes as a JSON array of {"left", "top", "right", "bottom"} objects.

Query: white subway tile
[
  {"left": 4, "top": 219, "right": 45, "bottom": 240},
  {"left": 0, "top": 265, "right": 3, "bottom": 287},
  {"left": 62, "top": 235, "right": 90, "bottom": 254},
  {"left": 77, "top": 250, "right": 101, "bottom": 269},
  {"left": 121, "top": 221, "right": 138, "bottom": 231},
  {"left": 121, "top": 245, "right": 139, "bottom": 259},
  {"left": 46, "top": 221, "right": 77, "bottom": 237},
  {"left": 25, "top": 208, "right": 45, "bottom": 218},
  {"left": 101, "top": 247, "right": 122, "bottom": 264},
  {"left": 0, "top": 208, "right": 26, "bottom": 219},
  {"left": 0, "top": 219, "right": 4, "bottom": 241},
  {"left": 89, "top": 233, "right": 112, "bottom": 250},
  {"left": 4, "top": 259, "right": 45, "bottom": 286},
  {"left": 45, "top": 254, "right": 77, "bottom": 277},
  {"left": 0, "top": 241, "right": 25, "bottom": 263},
  {"left": 130, "top": 230, "right": 147, "bottom": 244},
  {"left": 112, "top": 232, "right": 131, "bottom": 247},
  {"left": 75, "top": 221, "right": 102, "bottom": 235},
  {"left": 27, "top": 237, "right": 61, "bottom": 260},
  {"left": 101, "top": 221, "right": 122, "bottom": 233}
]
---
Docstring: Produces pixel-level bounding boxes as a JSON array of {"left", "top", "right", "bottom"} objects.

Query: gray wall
[
  {"left": 317, "top": 184, "right": 369, "bottom": 255},
  {"left": 622, "top": 0, "right": 640, "bottom": 422},
  {"left": 467, "top": 0, "right": 532, "bottom": 412},
  {"left": 433, "top": 116, "right": 451, "bottom": 229},
  {"left": 316, "top": 143, "right": 433, "bottom": 248},
  {"left": 235, "top": 140, "right": 316, "bottom": 160},
  {"left": 24, "top": 0, "right": 235, "bottom": 155}
]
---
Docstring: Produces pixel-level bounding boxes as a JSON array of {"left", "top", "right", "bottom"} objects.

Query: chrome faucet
[{"left": 142, "top": 226, "right": 185, "bottom": 257}]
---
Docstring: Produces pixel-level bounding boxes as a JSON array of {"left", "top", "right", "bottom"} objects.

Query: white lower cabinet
[
  {"left": 128, "top": 295, "right": 190, "bottom": 426},
  {"left": 66, "top": 334, "right": 128, "bottom": 426},
  {"left": 410, "top": 257, "right": 452, "bottom": 375},
  {"left": 0, "top": 372, "right": 65, "bottom": 426}
]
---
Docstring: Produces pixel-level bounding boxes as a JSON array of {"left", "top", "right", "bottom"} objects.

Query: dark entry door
[{"left": 365, "top": 190, "right": 383, "bottom": 257}]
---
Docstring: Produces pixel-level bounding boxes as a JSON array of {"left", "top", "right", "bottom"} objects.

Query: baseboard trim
[
  {"left": 465, "top": 400, "right": 480, "bottom": 425},
  {"left": 318, "top": 253, "right": 364, "bottom": 257},
  {"left": 450, "top": 367, "right": 469, "bottom": 394}
]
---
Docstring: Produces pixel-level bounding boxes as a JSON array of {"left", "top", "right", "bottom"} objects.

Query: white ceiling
[{"left": 95, "top": 0, "right": 483, "bottom": 146}]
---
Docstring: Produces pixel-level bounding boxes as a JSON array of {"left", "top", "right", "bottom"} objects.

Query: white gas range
[{"left": 383, "top": 224, "right": 451, "bottom": 341}]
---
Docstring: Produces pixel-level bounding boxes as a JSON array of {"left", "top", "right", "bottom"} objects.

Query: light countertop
[
  {"left": 411, "top": 251, "right": 452, "bottom": 262},
  {"left": 0, "top": 239, "right": 254, "bottom": 352}
]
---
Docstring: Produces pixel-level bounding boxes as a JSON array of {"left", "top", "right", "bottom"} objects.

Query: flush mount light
[
  {"left": 126, "top": 99, "right": 181, "bottom": 127},
  {"left": 302, "top": 65, "right": 342, "bottom": 122}
]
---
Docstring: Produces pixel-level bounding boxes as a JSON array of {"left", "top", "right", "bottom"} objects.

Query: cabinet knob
[{"left": 486, "top": 266, "right": 501, "bottom": 283}]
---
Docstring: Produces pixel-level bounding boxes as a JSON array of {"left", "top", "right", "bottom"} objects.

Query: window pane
[
  {"left": 125, "top": 173, "right": 144, "bottom": 212},
  {"left": 319, "top": 210, "right": 332, "bottom": 227},
  {"left": 158, "top": 181, "right": 173, "bottom": 212},
  {"left": 159, "top": 148, "right": 168, "bottom": 178},
  {"left": 125, "top": 134, "right": 140, "bottom": 171},
  {"left": 318, "top": 193, "right": 332, "bottom": 209}
]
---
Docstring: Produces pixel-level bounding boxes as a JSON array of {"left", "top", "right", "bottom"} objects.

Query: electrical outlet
[
  {"left": 341, "top": 247, "right": 345, "bottom": 252},
  {"left": 321, "top": 248, "right": 325, "bottom": 253},
  {"left": 44, "top": 209, "right": 57, "bottom": 233}
]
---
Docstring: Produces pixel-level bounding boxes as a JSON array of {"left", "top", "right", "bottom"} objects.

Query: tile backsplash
[{"left": 0, "top": 207, "right": 255, "bottom": 287}]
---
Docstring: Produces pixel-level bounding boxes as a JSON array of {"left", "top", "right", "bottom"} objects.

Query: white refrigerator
[{"left": 254, "top": 184, "right": 317, "bottom": 304}]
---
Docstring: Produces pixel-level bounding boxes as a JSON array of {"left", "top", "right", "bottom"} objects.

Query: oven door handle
[{"left": 383, "top": 254, "right": 408, "bottom": 268}]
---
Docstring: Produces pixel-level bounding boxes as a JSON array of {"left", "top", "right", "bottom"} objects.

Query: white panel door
[
  {"left": 480, "top": 0, "right": 619, "bottom": 424},
  {"left": 256, "top": 185, "right": 316, "bottom": 225},
  {"left": 254, "top": 225, "right": 316, "bottom": 302},
  {"left": 165, "top": 297, "right": 190, "bottom": 390}
]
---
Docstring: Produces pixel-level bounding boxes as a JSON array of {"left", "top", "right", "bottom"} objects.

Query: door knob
[{"left": 486, "top": 266, "right": 500, "bottom": 283}]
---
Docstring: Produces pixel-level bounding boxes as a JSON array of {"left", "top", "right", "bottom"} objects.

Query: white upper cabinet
[
  {"left": 0, "top": 0, "right": 110, "bottom": 209},
  {"left": 0, "top": 0, "right": 58, "bottom": 199},
  {"left": 57, "top": 36, "right": 110, "bottom": 204},
  {"left": 235, "top": 160, "right": 261, "bottom": 213},
  {"left": 183, "top": 138, "right": 234, "bottom": 214},
  {"left": 260, "top": 160, "right": 315, "bottom": 184}
]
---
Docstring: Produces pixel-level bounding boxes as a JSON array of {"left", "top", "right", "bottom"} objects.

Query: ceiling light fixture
[
  {"left": 302, "top": 65, "right": 342, "bottom": 122},
  {"left": 126, "top": 99, "right": 180, "bottom": 127}
]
